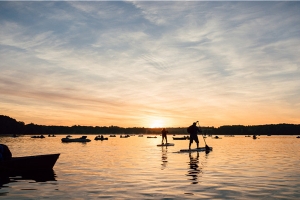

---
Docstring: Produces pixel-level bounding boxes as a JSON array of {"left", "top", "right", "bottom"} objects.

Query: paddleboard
[
  {"left": 179, "top": 146, "right": 212, "bottom": 152},
  {"left": 157, "top": 143, "right": 175, "bottom": 146}
]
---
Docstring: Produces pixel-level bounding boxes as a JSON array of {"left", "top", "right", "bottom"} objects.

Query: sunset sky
[{"left": 0, "top": 1, "right": 299, "bottom": 128}]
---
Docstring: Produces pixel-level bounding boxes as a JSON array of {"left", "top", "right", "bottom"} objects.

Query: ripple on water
[{"left": 1, "top": 135, "right": 300, "bottom": 199}]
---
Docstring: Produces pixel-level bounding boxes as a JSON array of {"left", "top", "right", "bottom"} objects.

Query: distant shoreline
[{"left": 1, "top": 115, "right": 300, "bottom": 136}]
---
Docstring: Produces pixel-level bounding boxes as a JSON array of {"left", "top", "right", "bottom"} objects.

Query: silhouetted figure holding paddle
[
  {"left": 161, "top": 128, "right": 168, "bottom": 144},
  {"left": 187, "top": 122, "right": 202, "bottom": 149}
]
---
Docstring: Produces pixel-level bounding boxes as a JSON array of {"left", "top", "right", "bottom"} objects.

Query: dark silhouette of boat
[
  {"left": 48, "top": 134, "right": 56, "bottom": 137},
  {"left": 120, "top": 135, "right": 130, "bottom": 138},
  {"left": 31, "top": 135, "right": 45, "bottom": 138},
  {"left": 94, "top": 135, "right": 108, "bottom": 140},
  {"left": 0, "top": 153, "right": 60, "bottom": 172},
  {"left": 61, "top": 135, "right": 91, "bottom": 142},
  {"left": 173, "top": 136, "right": 189, "bottom": 140}
]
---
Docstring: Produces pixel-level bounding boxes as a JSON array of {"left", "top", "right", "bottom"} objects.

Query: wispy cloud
[{"left": 0, "top": 1, "right": 299, "bottom": 127}]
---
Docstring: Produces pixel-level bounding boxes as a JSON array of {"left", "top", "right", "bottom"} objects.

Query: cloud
[{"left": 0, "top": 1, "right": 299, "bottom": 127}]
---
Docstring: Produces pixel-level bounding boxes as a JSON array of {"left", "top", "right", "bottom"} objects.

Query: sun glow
[{"left": 149, "top": 119, "right": 165, "bottom": 128}]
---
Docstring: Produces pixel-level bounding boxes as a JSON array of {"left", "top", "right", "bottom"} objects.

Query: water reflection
[
  {"left": 186, "top": 152, "right": 202, "bottom": 184},
  {"left": 0, "top": 169, "right": 56, "bottom": 189},
  {"left": 161, "top": 147, "right": 168, "bottom": 170}
]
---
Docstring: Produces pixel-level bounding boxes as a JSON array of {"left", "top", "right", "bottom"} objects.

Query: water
[{"left": 1, "top": 135, "right": 299, "bottom": 199}]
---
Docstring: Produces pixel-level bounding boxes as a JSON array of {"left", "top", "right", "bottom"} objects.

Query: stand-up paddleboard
[
  {"left": 179, "top": 146, "right": 212, "bottom": 152},
  {"left": 157, "top": 143, "right": 175, "bottom": 147}
]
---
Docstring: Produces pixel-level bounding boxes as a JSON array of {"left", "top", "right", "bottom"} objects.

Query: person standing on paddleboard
[
  {"left": 161, "top": 128, "right": 168, "bottom": 144},
  {"left": 188, "top": 122, "right": 202, "bottom": 149}
]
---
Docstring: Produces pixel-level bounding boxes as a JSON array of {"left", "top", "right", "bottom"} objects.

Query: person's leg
[
  {"left": 196, "top": 136, "right": 199, "bottom": 148},
  {"left": 189, "top": 136, "right": 193, "bottom": 149},
  {"left": 189, "top": 139, "right": 193, "bottom": 149}
]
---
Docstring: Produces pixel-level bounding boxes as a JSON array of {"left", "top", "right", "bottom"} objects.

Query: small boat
[
  {"left": 296, "top": 136, "right": 300, "bottom": 138},
  {"left": 94, "top": 135, "right": 108, "bottom": 140},
  {"left": 138, "top": 135, "right": 143, "bottom": 137},
  {"left": 109, "top": 135, "right": 116, "bottom": 137},
  {"left": 212, "top": 136, "right": 222, "bottom": 139},
  {"left": 253, "top": 135, "right": 257, "bottom": 139},
  {"left": 31, "top": 135, "right": 45, "bottom": 138},
  {"left": 48, "top": 134, "right": 56, "bottom": 137},
  {"left": 61, "top": 136, "right": 91, "bottom": 143},
  {"left": 120, "top": 135, "right": 130, "bottom": 138},
  {"left": 173, "top": 136, "right": 189, "bottom": 140},
  {"left": 0, "top": 153, "right": 60, "bottom": 172}
]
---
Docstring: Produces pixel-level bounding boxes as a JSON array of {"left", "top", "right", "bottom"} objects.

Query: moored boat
[
  {"left": 48, "top": 134, "right": 56, "bottom": 137},
  {"left": 31, "top": 135, "right": 45, "bottom": 138},
  {"left": 120, "top": 135, "right": 130, "bottom": 138},
  {"left": 94, "top": 135, "right": 108, "bottom": 140},
  {"left": 61, "top": 136, "right": 91, "bottom": 142},
  {"left": 0, "top": 153, "right": 60, "bottom": 172},
  {"left": 173, "top": 136, "right": 189, "bottom": 140}
]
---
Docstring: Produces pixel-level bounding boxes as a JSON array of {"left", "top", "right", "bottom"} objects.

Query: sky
[{"left": 0, "top": 1, "right": 299, "bottom": 128}]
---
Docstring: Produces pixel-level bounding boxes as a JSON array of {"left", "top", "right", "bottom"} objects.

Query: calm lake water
[{"left": 1, "top": 134, "right": 300, "bottom": 199}]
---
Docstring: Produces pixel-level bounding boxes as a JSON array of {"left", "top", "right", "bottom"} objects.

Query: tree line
[{"left": 0, "top": 115, "right": 299, "bottom": 135}]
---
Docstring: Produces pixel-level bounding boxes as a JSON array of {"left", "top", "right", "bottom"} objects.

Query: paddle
[{"left": 197, "top": 121, "right": 210, "bottom": 151}]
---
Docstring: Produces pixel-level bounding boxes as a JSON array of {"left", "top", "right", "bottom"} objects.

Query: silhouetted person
[
  {"left": 188, "top": 122, "right": 202, "bottom": 149},
  {"left": 0, "top": 144, "right": 12, "bottom": 161},
  {"left": 161, "top": 128, "right": 168, "bottom": 144}
]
